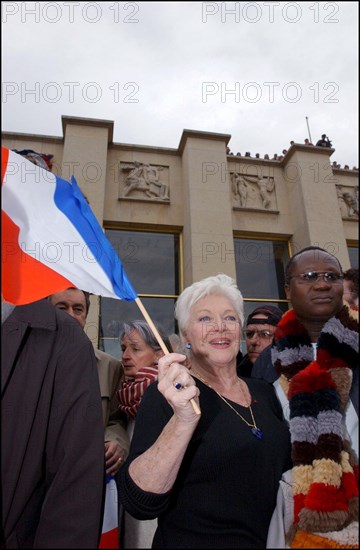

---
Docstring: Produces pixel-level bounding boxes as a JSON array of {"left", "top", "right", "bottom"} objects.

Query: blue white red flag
[
  {"left": 1, "top": 147, "right": 138, "bottom": 305},
  {"left": 99, "top": 475, "right": 119, "bottom": 549}
]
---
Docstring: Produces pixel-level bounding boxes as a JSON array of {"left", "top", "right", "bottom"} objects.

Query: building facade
[{"left": 2, "top": 115, "right": 358, "bottom": 356}]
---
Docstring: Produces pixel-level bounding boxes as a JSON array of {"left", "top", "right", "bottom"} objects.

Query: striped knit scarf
[
  {"left": 117, "top": 364, "right": 158, "bottom": 419},
  {"left": 272, "top": 305, "right": 359, "bottom": 548}
]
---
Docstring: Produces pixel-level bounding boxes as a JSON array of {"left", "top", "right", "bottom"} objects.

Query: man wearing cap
[{"left": 237, "top": 305, "right": 283, "bottom": 377}]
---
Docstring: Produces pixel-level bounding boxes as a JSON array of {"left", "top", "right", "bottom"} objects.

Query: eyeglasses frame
[{"left": 286, "top": 271, "right": 344, "bottom": 284}]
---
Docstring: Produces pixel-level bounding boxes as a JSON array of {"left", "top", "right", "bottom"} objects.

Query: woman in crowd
[
  {"left": 118, "top": 274, "right": 292, "bottom": 548},
  {"left": 117, "top": 320, "right": 171, "bottom": 549}
]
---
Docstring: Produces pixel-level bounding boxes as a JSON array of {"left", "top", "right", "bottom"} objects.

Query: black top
[
  {"left": 119, "top": 377, "right": 292, "bottom": 548},
  {"left": 251, "top": 346, "right": 276, "bottom": 383},
  {"left": 236, "top": 354, "right": 253, "bottom": 377},
  {"left": 315, "top": 137, "right": 332, "bottom": 147}
]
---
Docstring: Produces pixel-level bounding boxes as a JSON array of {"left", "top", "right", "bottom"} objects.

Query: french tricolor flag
[
  {"left": 99, "top": 476, "right": 120, "bottom": 549},
  {"left": 1, "top": 147, "right": 138, "bottom": 305}
]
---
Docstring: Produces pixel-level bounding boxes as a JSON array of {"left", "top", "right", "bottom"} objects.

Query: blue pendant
[{"left": 251, "top": 427, "right": 263, "bottom": 440}]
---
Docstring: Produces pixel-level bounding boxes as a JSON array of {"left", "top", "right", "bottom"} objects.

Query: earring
[{"left": 185, "top": 343, "right": 191, "bottom": 349}]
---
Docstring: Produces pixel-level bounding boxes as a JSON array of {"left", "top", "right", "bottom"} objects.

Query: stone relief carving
[
  {"left": 336, "top": 185, "right": 358, "bottom": 218},
  {"left": 231, "top": 172, "right": 276, "bottom": 209},
  {"left": 232, "top": 173, "right": 249, "bottom": 207},
  {"left": 119, "top": 161, "right": 169, "bottom": 201}
]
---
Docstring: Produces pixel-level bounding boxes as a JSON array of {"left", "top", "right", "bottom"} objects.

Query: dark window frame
[{"left": 99, "top": 226, "right": 182, "bottom": 357}]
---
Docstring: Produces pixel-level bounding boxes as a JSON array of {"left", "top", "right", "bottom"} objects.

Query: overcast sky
[{"left": 2, "top": 1, "right": 359, "bottom": 168}]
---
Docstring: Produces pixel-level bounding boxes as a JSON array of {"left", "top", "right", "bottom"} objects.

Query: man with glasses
[
  {"left": 252, "top": 246, "right": 359, "bottom": 549},
  {"left": 237, "top": 305, "right": 283, "bottom": 377}
]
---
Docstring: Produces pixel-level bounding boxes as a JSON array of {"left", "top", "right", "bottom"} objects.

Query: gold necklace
[{"left": 194, "top": 372, "right": 263, "bottom": 440}]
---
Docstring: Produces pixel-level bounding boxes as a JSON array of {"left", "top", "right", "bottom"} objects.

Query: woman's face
[
  {"left": 121, "top": 329, "right": 160, "bottom": 378},
  {"left": 185, "top": 294, "right": 241, "bottom": 368}
]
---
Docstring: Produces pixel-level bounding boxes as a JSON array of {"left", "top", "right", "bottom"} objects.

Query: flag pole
[
  {"left": 135, "top": 297, "right": 201, "bottom": 415},
  {"left": 305, "top": 116, "right": 312, "bottom": 143}
]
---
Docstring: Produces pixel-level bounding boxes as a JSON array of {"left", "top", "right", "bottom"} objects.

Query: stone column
[
  {"left": 283, "top": 144, "right": 350, "bottom": 266},
  {"left": 179, "top": 130, "right": 236, "bottom": 287},
  {"left": 61, "top": 116, "right": 113, "bottom": 345}
]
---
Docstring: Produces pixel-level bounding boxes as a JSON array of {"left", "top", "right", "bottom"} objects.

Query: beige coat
[{"left": 95, "top": 347, "right": 130, "bottom": 456}]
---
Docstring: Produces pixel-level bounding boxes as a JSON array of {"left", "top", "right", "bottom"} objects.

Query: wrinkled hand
[
  {"left": 157, "top": 353, "right": 201, "bottom": 423},
  {"left": 105, "top": 441, "right": 126, "bottom": 476}
]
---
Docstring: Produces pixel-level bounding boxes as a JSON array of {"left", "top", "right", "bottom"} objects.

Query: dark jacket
[
  {"left": 251, "top": 345, "right": 275, "bottom": 382},
  {"left": 1, "top": 300, "right": 105, "bottom": 548},
  {"left": 236, "top": 354, "right": 253, "bottom": 377}
]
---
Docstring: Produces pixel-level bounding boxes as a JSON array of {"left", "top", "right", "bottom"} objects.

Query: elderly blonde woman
[{"left": 119, "top": 274, "right": 291, "bottom": 548}]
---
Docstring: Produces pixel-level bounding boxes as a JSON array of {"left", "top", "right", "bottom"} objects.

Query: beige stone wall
[
  {"left": 2, "top": 136, "right": 64, "bottom": 175},
  {"left": 230, "top": 158, "right": 293, "bottom": 237},
  {"left": 105, "top": 146, "right": 184, "bottom": 228},
  {"left": 180, "top": 132, "right": 236, "bottom": 286},
  {"left": 61, "top": 118, "right": 113, "bottom": 341},
  {"left": 333, "top": 170, "right": 359, "bottom": 245},
  {"left": 2, "top": 116, "right": 358, "bottom": 328},
  {"left": 283, "top": 147, "right": 347, "bottom": 263},
  {"left": 62, "top": 120, "right": 110, "bottom": 223}
]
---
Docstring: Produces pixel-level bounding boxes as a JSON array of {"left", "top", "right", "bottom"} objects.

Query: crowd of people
[{"left": 2, "top": 247, "right": 358, "bottom": 549}]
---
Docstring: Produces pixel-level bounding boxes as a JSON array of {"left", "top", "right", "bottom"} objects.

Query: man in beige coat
[
  {"left": 95, "top": 347, "right": 130, "bottom": 472},
  {"left": 48, "top": 288, "right": 129, "bottom": 474}
]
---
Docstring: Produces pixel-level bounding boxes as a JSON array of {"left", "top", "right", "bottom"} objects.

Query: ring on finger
[{"left": 174, "top": 382, "right": 184, "bottom": 390}]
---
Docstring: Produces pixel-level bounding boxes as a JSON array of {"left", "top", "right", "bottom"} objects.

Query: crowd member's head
[
  {"left": 48, "top": 287, "right": 90, "bottom": 329},
  {"left": 120, "top": 320, "right": 170, "bottom": 379},
  {"left": 175, "top": 273, "right": 244, "bottom": 369},
  {"left": 244, "top": 305, "right": 283, "bottom": 363},
  {"left": 343, "top": 267, "right": 359, "bottom": 308},
  {"left": 284, "top": 246, "right": 344, "bottom": 335}
]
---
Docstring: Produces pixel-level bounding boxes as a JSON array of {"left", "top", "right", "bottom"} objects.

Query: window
[
  {"left": 99, "top": 229, "right": 181, "bottom": 357},
  {"left": 234, "top": 237, "right": 290, "bottom": 356},
  {"left": 347, "top": 245, "right": 359, "bottom": 269}
]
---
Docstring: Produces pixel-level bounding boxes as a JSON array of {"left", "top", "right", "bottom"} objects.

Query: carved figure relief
[
  {"left": 120, "top": 161, "right": 169, "bottom": 201},
  {"left": 231, "top": 172, "right": 276, "bottom": 209},
  {"left": 336, "top": 185, "right": 358, "bottom": 218}
]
